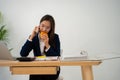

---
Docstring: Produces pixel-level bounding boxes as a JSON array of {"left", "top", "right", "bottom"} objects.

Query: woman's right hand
[{"left": 29, "top": 26, "right": 39, "bottom": 40}]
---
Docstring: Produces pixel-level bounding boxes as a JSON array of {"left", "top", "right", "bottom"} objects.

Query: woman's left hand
[{"left": 40, "top": 33, "right": 50, "bottom": 49}]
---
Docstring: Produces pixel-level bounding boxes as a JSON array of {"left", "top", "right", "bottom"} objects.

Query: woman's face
[{"left": 39, "top": 20, "right": 51, "bottom": 33}]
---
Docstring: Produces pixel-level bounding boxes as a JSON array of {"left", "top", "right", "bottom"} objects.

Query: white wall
[{"left": 0, "top": 0, "right": 120, "bottom": 80}]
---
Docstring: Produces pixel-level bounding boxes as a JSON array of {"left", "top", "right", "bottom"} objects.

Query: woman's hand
[
  {"left": 40, "top": 33, "right": 50, "bottom": 49},
  {"left": 29, "top": 26, "right": 39, "bottom": 40}
]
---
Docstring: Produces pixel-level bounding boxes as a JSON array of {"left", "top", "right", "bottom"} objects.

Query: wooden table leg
[{"left": 81, "top": 65, "right": 93, "bottom": 80}]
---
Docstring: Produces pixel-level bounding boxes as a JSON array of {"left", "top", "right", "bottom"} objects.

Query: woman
[{"left": 20, "top": 14, "right": 60, "bottom": 80}]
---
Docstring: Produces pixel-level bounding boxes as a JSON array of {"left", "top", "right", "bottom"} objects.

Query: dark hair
[{"left": 40, "top": 14, "right": 55, "bottom": 47}]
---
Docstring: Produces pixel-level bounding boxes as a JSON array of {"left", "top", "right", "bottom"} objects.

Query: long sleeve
[
  {"left": 20, "top": 34, "right": 40, "bottom": 57},
  {"left": 20, "top": 40, "right": 33, "bottom": 57}
]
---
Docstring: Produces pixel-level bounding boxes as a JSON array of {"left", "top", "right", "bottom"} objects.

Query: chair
[
  {"left": 56, "top": 75, "right": 64, "bottom": 80},
  {"left": 56, "top": 49, "right": 64, "bottom": 80}
]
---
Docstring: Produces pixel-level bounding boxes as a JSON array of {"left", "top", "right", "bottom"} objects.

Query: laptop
[
  {"left": 0, "top": 42, "right": 35, "bottom": 61},
  {"left": 0, "top": 42, "right": 14, "bottom": 60}
]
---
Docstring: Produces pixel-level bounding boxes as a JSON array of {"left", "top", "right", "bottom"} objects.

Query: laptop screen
[{"left": 0, "top": 42, "right": 14, "bottom": 60}]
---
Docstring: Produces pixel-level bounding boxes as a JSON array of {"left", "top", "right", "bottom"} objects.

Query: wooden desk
[{"left": 0, "top": 60, "right": 101, "bottom": 80}]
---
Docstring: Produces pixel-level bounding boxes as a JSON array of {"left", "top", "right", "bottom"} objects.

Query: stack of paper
[
  {"left": 95, "top": 53, "right": 120, "bottom": 60},
  {"left": 62, "top": 53, "right": 120, "bottom": 61},
  {"left": 63, "top": 55, "right": 88, "bottom": 61}
]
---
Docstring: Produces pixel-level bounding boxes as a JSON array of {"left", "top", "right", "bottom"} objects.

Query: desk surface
[
  {"left": 0, "top": 60, "right": 101, "bottom": 67},
  {"left": 0, "top": 60, "right": 102, "bottom": 80}
]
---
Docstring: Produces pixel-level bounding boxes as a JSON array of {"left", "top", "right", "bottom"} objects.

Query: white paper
[
  {"left": 62, "top": 53, "right": 120, "bottom": 61},
  {"left": 95, "top": 53, "right": 120, "bottom": 60}
]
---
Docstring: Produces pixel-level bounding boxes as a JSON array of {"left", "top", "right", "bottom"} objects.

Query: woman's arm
[
  {"left": 20, "top": 26, "right": 39, "bottom": 57},
  {"left": 20, "top": 40, "right": 33, "bottom": 57}
]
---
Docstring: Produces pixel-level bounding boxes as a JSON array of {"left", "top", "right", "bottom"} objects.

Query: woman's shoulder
[
  {"left": 54, "top": 33, "right": 60, "bottom": 40},
  {"left": 54, "top": 33, "right": 59, "bottom": 38},
  {"left": 54, "top": 33, "right": 59, "bottom": 36}
]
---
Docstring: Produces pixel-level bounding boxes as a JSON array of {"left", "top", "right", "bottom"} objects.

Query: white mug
[{"left": 80, "top": 50, "right": 88, "bottom": 57}]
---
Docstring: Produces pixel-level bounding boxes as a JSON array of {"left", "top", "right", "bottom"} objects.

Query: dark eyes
[{"left": 41, "top": 24, "right": 50, "bottom": 30}]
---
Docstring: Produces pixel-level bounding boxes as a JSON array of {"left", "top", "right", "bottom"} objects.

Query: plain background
[{"left": 0, "top": 0, "right": 120, "bottom": 80}]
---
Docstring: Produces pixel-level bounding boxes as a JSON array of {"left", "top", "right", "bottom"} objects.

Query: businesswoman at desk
[{"left": 20, "top": 14, "right": 61, "bottom": 80}]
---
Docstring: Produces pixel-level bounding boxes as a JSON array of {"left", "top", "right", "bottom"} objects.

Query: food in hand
[{"left": 39, "top": 31, "right": 47, "bottom": 38}]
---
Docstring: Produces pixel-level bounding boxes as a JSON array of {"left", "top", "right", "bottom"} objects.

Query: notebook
[{"left": 0, "top": 42, "right": 35, "bottom": 61}]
